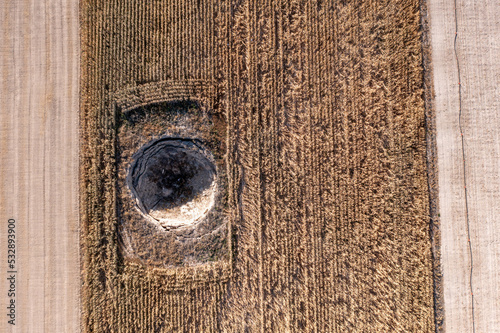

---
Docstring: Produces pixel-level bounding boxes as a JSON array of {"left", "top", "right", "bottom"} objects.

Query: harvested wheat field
[{"left": 80, "top": 0, "right": 436, "bottom": 332}]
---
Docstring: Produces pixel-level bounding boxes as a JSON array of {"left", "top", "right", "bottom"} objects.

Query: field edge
[{"left": 420, "top": 0, "right": 445, "bottom": 331}]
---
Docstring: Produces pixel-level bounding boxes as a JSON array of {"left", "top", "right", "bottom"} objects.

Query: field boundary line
[
  {"left": 419, "top": 0, "right": 445, "bottom": 330},
  {"left": 453, "top": 1, "right": 475, "bottom": 332}
]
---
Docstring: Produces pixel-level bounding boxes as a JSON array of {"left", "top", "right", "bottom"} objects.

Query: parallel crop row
[{"left": 81, "top": 0, "right": 435, "bottom": 331}]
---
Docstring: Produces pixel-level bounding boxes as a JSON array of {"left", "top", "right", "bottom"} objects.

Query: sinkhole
[{"left": 127, "top": 138, "right": 217, "bottom": 230}]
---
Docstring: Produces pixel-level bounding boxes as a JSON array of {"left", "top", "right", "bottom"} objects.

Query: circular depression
[{"left": 127, "top": 138, "right": 216, "bottom": 229}]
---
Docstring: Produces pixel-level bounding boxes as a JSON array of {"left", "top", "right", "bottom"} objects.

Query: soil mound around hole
[{"left": 127, "top": 138, "right": 216, "bottom": 230}]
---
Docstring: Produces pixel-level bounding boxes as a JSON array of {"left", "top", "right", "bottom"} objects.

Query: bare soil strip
[
  {"left": 0, "top": 0, "right": 80, "bottom": 332},
  {"left": 429, "top": 0, "right": 500, "bottom": 331}
]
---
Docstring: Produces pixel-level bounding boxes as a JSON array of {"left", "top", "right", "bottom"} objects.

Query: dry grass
[{"left": 80, "top": 0, "right": 435, "bottom": 331}]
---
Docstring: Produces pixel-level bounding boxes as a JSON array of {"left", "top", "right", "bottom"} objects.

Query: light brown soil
[
  {"left": 0, "top": 0, "right": 80, "bottom": 332},
  {"left": 429, "top": 0, "right": 500, "bottom": 331}
]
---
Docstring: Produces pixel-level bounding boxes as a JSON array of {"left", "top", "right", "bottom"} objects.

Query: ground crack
[{"left": 454, "top": 1, "right": 475, "bottom": 332}]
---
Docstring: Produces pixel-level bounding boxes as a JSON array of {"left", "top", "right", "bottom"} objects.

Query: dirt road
[
  {"left": 0, "top": 0, "right": 80, "bottom": 332},
  {"left": 430, "top": 0, "right": 500, "bottom": 331}
]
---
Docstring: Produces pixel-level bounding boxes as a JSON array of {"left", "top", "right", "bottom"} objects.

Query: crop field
[{"left": 80, "top": 0, "right": 435, "bottom": 332}]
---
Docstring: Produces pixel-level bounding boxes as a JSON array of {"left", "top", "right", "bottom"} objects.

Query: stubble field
[{"left": 80, "top": 0, "right": 436, "bottom": 331}]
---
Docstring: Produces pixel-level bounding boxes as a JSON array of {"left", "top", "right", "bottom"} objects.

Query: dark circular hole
[{"left": 127, "top": 139, "right": 216, "bottom": 228}]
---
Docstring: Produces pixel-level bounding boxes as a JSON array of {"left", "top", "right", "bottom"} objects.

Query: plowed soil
[
  {"left": 430, "top": 0, "right": 500, "bottom": 331},
  {"left": 0, "top": 0, "right": 80, "bottom": 332}
]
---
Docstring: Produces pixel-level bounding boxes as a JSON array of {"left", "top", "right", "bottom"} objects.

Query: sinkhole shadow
[
  {"left": 127, "top": 138, "right": 216, "bottom": 221},
  {"left": 119, "top": 100, "right": 200, "bottom": 127}
]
